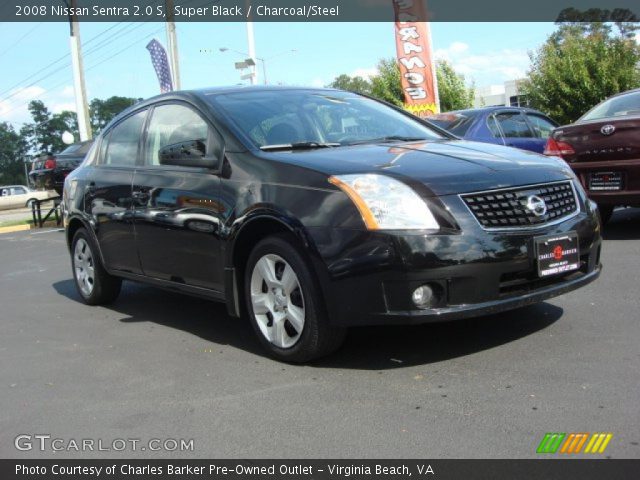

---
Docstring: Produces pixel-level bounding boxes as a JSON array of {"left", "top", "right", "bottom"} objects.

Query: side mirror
[{"left": 159, "top": 140, "right": 218, "bottom": 169}]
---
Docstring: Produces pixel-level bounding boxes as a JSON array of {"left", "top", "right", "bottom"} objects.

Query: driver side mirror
[{"left": 159, "top": 140, "right": 218, "bottom": 169}]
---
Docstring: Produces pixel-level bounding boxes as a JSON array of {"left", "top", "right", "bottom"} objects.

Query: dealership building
[{"left": 473, "top": 79, "right": 529, "bottom": 108}]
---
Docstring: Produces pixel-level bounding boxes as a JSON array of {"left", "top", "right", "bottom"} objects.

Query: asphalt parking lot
[{"left": 1, "top": 209, "right": 639, "bottom": 459}]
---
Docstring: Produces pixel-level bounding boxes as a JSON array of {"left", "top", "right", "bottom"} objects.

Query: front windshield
[
  {"left": 209, "top": 90, "right": 444, "bottom": 148},
  {"left": 580, "top": 91, "right": 640, "bottom": 122}
]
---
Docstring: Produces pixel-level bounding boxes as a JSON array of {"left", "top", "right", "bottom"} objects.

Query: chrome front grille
[{"left": 461, "top": 181, "right": 579, "bottom": 229}]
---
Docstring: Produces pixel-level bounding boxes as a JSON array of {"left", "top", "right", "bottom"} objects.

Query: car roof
[
  {"left": 444, "top": 106, "right": 547, "bottom": 115},
  {"left": 101, "top": 86, "right": 353, "bottom": 132},
  {"left": 604, "top": 87, "right": 640, "bottom": 99},
  {"left": 129, "top": 85, "right": 342, "bottom": 110}
]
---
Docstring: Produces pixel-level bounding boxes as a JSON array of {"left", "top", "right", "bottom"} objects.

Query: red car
[{"left": 544, "top": 88, "right": 640, "bottom": 224}]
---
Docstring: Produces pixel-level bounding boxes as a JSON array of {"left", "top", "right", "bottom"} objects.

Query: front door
[{"left": 132, "top": 102, "right": 225, "bottom": 292}]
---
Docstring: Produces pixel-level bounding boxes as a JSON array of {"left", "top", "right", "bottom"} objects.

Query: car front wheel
[
  {"left": 244, "top": 234, "right": 346, "bottom": 363},
  {"left": 71, "top": 228, "right": 122, "bottom": 305}
]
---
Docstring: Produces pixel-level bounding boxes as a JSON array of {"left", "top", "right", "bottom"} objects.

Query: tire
[
  {"left": 597, "top": 204, "right": 614, "bottom": 225},
  {"left": 244, "top": 234, "right": 346, "bottom": 363},
  {"left": 71, "top": 228, "right": 122, "bottom": 305},
  {"left": 25, "top": 198, "right": 37, "bottom": 208}
]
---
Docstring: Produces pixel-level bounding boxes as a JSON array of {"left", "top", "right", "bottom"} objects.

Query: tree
[
  {"left": 436, "top": 60, "right": 475, "bottom": 111},
  {"left": 0, "top": 122, "right": 28, "bottom": 185},
  {"left": 370, "top": 58, "right": 404, "bottom": 106},
  {"left": 331, "top": 58, "right": 475, "bottom": 112},
  {"left": 20, "top": 100, "right": 79, "bottom": 155},
  {"left": 328, "top": 74, "right": 372, "bottom": 95},
  {"left": 521, "top": 22, "right": 640, "bottom": 125},
  {"left": 90, "top": 96, "right": 138, "bottom": 134}
]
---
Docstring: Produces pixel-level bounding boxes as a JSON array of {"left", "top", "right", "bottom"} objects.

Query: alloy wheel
[
  {"left": 250, "top": 254, "right": 305, "bottom": 348},
  {"left": 74, "top": 238, "right": 95, "bottom": 296}
]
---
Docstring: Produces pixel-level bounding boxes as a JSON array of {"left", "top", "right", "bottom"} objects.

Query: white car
[{"left": 0, "top": 185, "right": 57, "bottom": 210}]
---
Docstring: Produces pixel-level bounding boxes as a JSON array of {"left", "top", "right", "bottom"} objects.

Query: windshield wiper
[
  {"left": 347, "top": 136, "right": 428, "bottom": 146},
  {"left": 260, "top": 142, "right": 340, "bottom": 151}
]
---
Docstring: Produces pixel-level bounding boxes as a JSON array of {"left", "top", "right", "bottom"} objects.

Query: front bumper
[{"left": 308, "top": 194, "right": 602, "bottom": 327}]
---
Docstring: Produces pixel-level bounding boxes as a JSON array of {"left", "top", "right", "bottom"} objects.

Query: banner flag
[
  {"left": 393, "top": 0, "right": 439, "bottom": 117},
  {"left": 146, "top": 38, "right": 174, "bottom": 93}
]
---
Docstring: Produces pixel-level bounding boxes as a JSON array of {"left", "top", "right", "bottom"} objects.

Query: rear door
[
  {"left": 85, "top": 109, "right": 147, "bottom": 274},
  {"left": 490, "top": 110, "right": 541, "bottom": 152},
  {"left": 523, "top": 112, "right": 558, "bottom": 153},
  {"left": 10, "top": 187, "right": 29, "bottom": 208},
  {"left": 132, "top": 102, "right": 225, "bottom": 292}
]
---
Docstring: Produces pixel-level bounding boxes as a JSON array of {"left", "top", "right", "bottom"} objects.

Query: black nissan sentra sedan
[{"left": 62, "top": 87, "right": 602, "bottom": 362}]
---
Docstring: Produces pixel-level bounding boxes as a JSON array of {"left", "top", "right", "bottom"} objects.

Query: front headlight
[{"left": 329, "top": 174, "right": 439, "bottom": 230}]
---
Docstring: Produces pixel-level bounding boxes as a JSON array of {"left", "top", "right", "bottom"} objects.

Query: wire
[
  {"left": 0, "top": 22, "right": 42, "bottom": 60},
  {"left": 1, "top": 27, "right": 165, "bottom": 120},
  {"left": 0, "top": 23, "right": 150, "bottom": 105},
  {"left": 0, "top": 20, "right": 149, "bottom": 101}
]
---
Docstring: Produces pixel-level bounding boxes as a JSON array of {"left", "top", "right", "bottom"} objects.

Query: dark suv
[{"left": 63, "top": 87, "right": 602, "bottom": 362}]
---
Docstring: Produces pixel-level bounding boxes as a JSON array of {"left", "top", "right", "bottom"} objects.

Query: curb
[
  {"left": 0, "top": 224, "right": 31, "bottom": 234},
  {"left": 0, "top": 221, "right": 60, "bottom": 235}
]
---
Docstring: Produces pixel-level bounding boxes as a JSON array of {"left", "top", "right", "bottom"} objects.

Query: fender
[
  {"left": 223, "top": 206, "right": 326, "bottom": 318},
  {"left": 65, "top": 213, "right": 111, "bottom": 273}
]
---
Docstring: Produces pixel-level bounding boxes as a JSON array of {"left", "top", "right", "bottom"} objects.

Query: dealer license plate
[
  {"left": 589, "top": 171, "right": 623, "bottom": 191},
  {"left": 534, "top": 232, "right": 580, "bottom": 277}
]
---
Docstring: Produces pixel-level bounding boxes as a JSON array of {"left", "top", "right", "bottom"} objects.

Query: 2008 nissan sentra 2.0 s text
[{"left": 62, "top": 87, "right": 602, "bottom": 362}]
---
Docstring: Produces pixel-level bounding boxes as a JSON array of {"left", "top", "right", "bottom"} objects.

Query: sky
[{"left": 0, "top": 21, "right": 560, "bottom": 128}]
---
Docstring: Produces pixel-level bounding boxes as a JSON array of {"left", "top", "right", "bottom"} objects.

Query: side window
[
  {"left": 487, "top": 115, "right": 502, "bottom": 138},
  {"left": 494, "top": 112, "right": 533, "bottom": 138},
  {"left": 1, "top": 189, "right": 8, "bottom": 197},
  {"left": 526, "top": 114, "right": 556, "bottom": 139},
  {"left": 11, "top": 187, "right": 26, "bottom": 195},
  {"left": 81, "top": 141, "right": 99, "bottom": 166},
  {"left": 144, "top": 104, "right": 209, "bottom": 166},
  {"left": 98, "top": 133, "right": 110, "bottom": 164},
  {"left": 103, "top": 110, "right": 146, "bottom": 166}
]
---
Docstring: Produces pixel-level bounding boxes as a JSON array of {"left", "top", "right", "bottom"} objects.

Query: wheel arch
[
  {"left": 65, "top": 216, "right": 108, "bottom": 268},
  {"left": 224, "top": 211, "right": 325, "bottom": 318}
]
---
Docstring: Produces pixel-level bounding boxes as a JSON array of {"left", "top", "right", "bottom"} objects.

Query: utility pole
[
  {"left": 246, "top": 0, "right": 257, "bottom": 85},
  {"left": 67, "top": 0, "right": 91, "bottom": 141},
  {"left": 165, "top": 0, "right": 181, "bottom": 90}
]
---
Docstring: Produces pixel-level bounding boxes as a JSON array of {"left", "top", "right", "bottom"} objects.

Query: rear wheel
[
  {"left": 244, "top": 234, "right": 346, "bottom": 363},
  {"left": 71, "top": 228, "right": 121, "bottom": 305},
  {"left": 597, "top": 204, "right": 614, "bottom": 225},
  {"left": 25, "top": 198, "right": 37, "bottom": 208}
]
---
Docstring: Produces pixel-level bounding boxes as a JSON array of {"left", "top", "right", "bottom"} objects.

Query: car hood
[{"left": 264, "top": 140, "right": 573, "bottom": 196}]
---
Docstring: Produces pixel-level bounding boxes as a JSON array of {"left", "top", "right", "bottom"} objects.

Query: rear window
[
  {"left": 60, "top": 141, "right": 92, "bottom": 155},
  {"left": 580, "top": 91, "right": 640, "bottom": 121},
  {"left": 429, "top": 112, "right": 478, "bottom": 137}
]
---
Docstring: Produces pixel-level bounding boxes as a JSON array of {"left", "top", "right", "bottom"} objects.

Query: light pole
[{"left": 219, "top": 48, "right": 296, "bottom": 85}]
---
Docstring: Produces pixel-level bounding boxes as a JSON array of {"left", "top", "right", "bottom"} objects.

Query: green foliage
[
  {"left": 20, "top": 100, "right": 79, "bottom": 155},
  {"left": 328, "top": 74, "right": 372, "bottom": 95},
  {"left": 0, "top": 122, "right": 28, "bottom": 185},
  {"left": 436, "top": 60, "right": 475, "bottom": 111},
  {"left": 90, "top": 96, "right": 139, "bottom": 134},
  {"left": 329, "top": 58, "right": 475, "bottom": 112},
  {"left": 370, "top": 58, "right": 404, "bottom": 106},
  {"left": 521, "top": 22, "right": 640, "bottom": 125}
]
